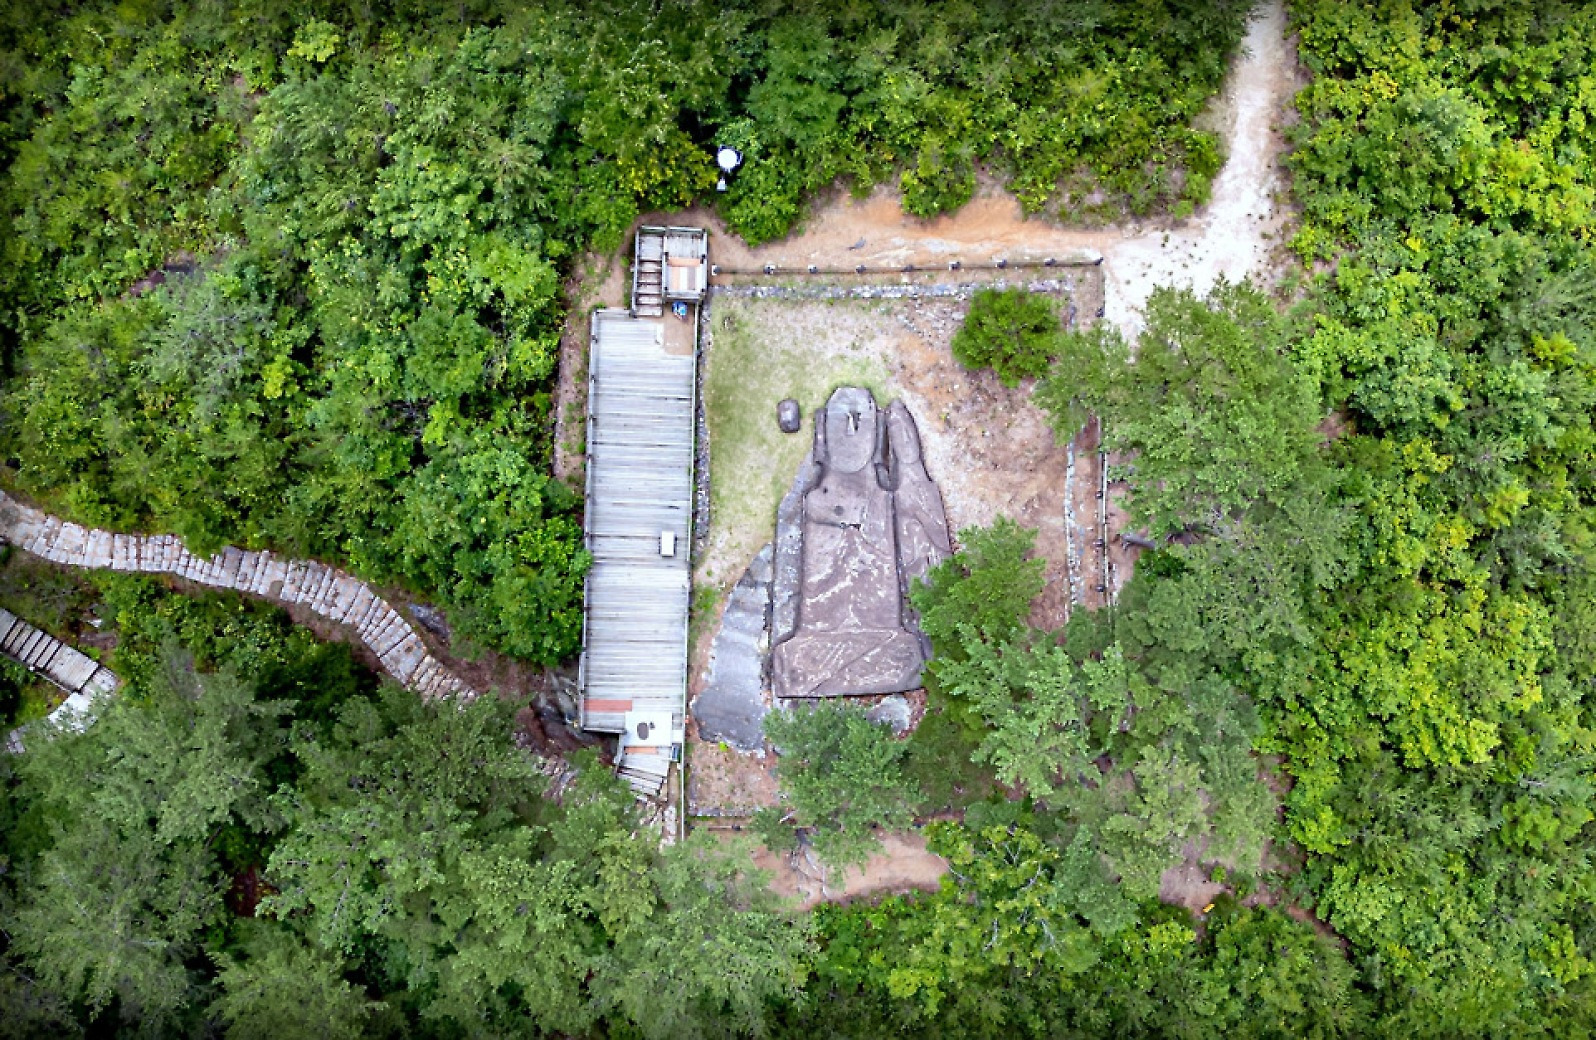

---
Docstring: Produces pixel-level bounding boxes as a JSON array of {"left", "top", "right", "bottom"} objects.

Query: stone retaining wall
[
  {"left": 0, "top": 493, "right": 471, "bottom": 700},
  {"left": 713, "top": 276, "right": 1085, "bottom": 303}
]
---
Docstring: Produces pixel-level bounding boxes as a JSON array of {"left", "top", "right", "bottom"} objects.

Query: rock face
[
  {"left": 777, "top": 398, "right": 802, "bottom": 433},
  {"left": 692, "top": 543, "right": 774, "bottom": 751},
  {"left": 771, "top": 388, "right": 951, "bottom": 699}
]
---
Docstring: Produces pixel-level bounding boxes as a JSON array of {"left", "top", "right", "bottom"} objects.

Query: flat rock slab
[
  {"left": 693, "top": 544, "right": 773, "bottom": 752},
  {"left": 866, "top": 694, "right": 913, "bottom": 735}
]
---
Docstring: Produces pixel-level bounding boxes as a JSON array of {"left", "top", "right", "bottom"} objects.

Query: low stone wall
[
  {"left": 0, "top": 493, "right": 471, "bottom": 700},
  {"left": 713, "top": 276, "right": 1086, "bottom": 304}
]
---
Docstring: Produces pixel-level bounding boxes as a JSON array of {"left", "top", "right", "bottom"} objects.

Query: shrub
[
  {"left": 951, "top": 289, "right": 1059, "bottom": 386},
  {"left": 763, "top": 701, "right": 917, "bottom": 868}
]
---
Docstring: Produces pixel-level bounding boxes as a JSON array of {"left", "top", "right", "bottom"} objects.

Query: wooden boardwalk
[
  {"left": 579, "top": 307, "right": 696, "bottom": 795},
  {"left": 0, "top": 492, "right": 471, "bottom": 700},
  {"left": 1, "top": 608, "right": 119, "bottom": 753}
]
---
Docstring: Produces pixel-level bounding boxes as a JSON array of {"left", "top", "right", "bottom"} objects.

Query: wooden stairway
[{"left": 633, "top": 232, "right": 665, "bottom": 317}]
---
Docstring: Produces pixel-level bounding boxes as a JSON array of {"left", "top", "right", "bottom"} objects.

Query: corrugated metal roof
[{"left": 579, "top": 308, "right": 695, "bottom": 793}]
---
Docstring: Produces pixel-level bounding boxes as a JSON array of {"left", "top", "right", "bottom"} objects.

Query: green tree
[
  {"left": 762, "top": 701, "right": 917, "bottom": 868},
  {"left": 951, "top": 288, "right": 1060, "bottom": 387},
  {"left": 212, "top": 925, "right": 381, "bottom": 1040},
  {"left": 911, "top": 517, "right": 1045, "bottom": 648},
  {"left": 260, "top": 687, "right": 542, "bottom": 955},
  {"left": 6, "top": 652, "right": 289, "bottom": 1030},
  {"left": 593, "top": 835, "right": 814, "bottom": 1040},
  {"left": 1039, "top": 282, "right": 1323, "bottom": 536}
]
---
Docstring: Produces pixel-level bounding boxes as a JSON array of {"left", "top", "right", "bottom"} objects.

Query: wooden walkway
[
  {"left": 0, "top": 492, "right": 471, "bottom": 700},
  {"left": 1, "top": 608, "right": 119, "bottom": 753},
  {"left": 579, "top": 307, "right": 696, "bottom": 795}
]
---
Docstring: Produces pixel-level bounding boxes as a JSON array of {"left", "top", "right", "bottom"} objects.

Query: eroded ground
[
  {"left": 687, "top": 732, "right": 781, "bottom": 817},
  {"left": 729, "top": 829, "right": 950, "bottom": 911}
]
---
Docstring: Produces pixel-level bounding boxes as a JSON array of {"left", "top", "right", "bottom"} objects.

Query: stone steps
[{"left": 0, "top": 607, "right": 120, "bottom": 754}]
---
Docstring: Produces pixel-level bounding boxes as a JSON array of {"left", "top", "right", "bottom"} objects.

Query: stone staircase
[
  {"left": 0, "top": 492, "right": 472, "bottom": 700},
  {"left": 1, "top": 609, "right": 119, "bottom": 753}
]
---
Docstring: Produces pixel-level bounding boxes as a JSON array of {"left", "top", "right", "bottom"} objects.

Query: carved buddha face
[{"left": 821, "top": 386, "right": 879, "bottom": 475}]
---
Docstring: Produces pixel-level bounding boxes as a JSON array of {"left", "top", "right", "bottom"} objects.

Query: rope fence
[{"left": 710, "top": 255, "right": 1104, "bottom": 278}]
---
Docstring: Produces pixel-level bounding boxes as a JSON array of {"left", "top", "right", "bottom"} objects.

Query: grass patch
[
  {"left": 700, "top": 297, "right": 893, "bottom": 585},
  {"left": 687, "top": 583, "right": 723, "bottom": 664}
]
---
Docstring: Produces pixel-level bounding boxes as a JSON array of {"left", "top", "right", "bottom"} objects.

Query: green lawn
[{"left": 699, "top": 297, "right": 893, "bottom": 590}]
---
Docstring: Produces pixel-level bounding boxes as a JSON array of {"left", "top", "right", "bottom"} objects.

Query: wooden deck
[{"left": 578, "top": 305, "right": 698, "bottom": 795}]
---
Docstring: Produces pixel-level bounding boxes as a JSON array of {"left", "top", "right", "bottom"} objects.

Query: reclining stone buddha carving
[{"left": 771, "top": 387, "right": 952, "bottom": 699}]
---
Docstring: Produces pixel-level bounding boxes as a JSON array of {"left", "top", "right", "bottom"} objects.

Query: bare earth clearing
[
  {"left": 556, "top": 1, "right": 1300, "bottom": 907},
  {"left": 741, "top": 831, "right": 950, "bottom": 911}
]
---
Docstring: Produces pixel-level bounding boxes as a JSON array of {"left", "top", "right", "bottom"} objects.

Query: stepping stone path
[{"left": 0, "top": 492, "right": 472, "bottom": 701}]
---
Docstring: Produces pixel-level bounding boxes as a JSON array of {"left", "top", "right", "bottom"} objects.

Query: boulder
[
  {"left": 776, "top": 398, "right": 802, "bottom": 434},
  {"left": 866, "top": 695, "right": 913, "bottom": 735}
]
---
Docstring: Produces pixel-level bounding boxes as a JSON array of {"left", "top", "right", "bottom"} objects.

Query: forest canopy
[
  {"left": 0, "top": 0, "right": 1249, "bottom": 662},
  {"left": 5, "top": 0, "right": 1596, "bottom": 1037}
]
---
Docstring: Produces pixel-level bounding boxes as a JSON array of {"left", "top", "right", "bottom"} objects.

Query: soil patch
[
  {"left": 738, "top": 829, "right": 950, "bottom": 911},
  {"left": 552, "top": 253, "right": 629, "bottom": 484},
  {"left": 687, "top": 732, "right": 782, "bottom": 817}
]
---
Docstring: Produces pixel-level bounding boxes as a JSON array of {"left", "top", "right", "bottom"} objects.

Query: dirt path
[
  {"left": 743, "top": 830, "right": 949, "bottom": 911},
  {"left": 1087, "top": 0, "right": 1298, "bottom": 337},
  {"left": 554, "top": 0, "right": 1297, "bottom": 490},
  {"left": 551, "top": 256, "right": 627, "bottom": 484},
  {"left": 645, "top": 0, "right": 1297, "bottom": 342}
]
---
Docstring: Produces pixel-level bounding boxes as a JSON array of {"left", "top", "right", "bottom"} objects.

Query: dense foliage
[
  {"left": 950, "top": 288, "right": 1061, "bottom": 387},
  {"left": 1028, "top": 3, "right": 1596, "bottom": 1031},
  {"left": 911, "top": 514, "right": 1278, "bottom": 906},
  {"left": 759, "top": 700, "right": 917, "bottom": 868},
  {"left": 0, "top": 0, "right": 1250, "bottom": 663},
  {"left": 13, "top": 0, "right": 1596, "bottom": 1036},
  {"left": 0, "top": 587, "right": 810, "bottom": 1038},
  {"left": 1274, "top": 3, "right": 1596, "bottom": 1031},
  {"left": 785, "top": 838, "right": 1364, "bottom": 1039}
]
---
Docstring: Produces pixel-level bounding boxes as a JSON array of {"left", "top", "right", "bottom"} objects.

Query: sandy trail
[
  {"left": 745, "top": 831, "right": 950, "bottom": 911},
  {"left": 1089, "top": 0, "right": 1297, "bottom": 337}
]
